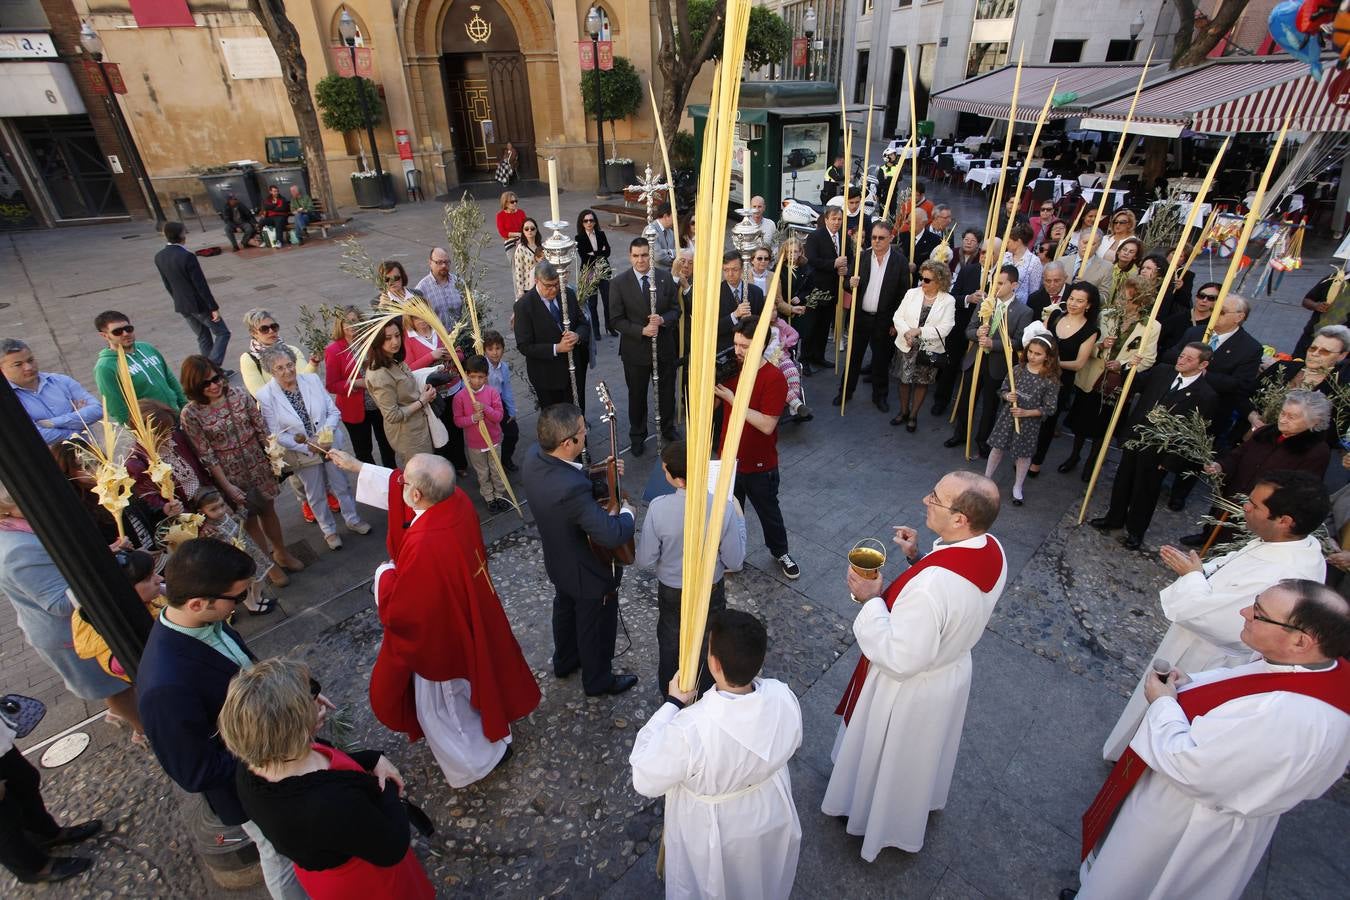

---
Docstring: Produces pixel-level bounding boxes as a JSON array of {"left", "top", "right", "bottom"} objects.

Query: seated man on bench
[
  {"left": 221, "top": 195, "right": 259, "bottom": 251},
  {"left": 287, "top": 185, "right": 315, "bottom": 245}
]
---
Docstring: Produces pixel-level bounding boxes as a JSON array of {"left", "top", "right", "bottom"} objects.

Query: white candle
[
  {"left": 743, "top": 147, "right": 751, "bottom": 207},
  {"left": 547, "top": 157, "right": 561, "bottom": 224}
]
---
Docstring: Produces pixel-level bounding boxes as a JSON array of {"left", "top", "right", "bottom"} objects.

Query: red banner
[
  {"left": 598, "top": 40, "right": 614, "bottom": 71},
  {"left": 103, "top": 63, "right": 127, "bottom": 95},
  {"left": 83, "top": 59, "right": 107, "bottom": 95},
  {"left": 128, "top": 0, "right": 194, "bottom": 28},
  {"left": 578, "top": 41, "right": 595, "bottom": 71},
  {"left": 331, "top": 46, "right": 373, "bottom": 78},
  {"left": 792, "top": 38, "right": 809, "bottom": 68}
]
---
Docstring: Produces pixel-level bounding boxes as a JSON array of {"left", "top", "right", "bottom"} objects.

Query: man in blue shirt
[{"left": 2, "top": 339, "right": 102, "bottom": 444}]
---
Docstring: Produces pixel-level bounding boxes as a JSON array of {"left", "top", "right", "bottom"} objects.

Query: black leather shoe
[
  {"left": 1089, "top": 517, "right": 1117, "bottom": 533},
  {"left": 830, "top": 394, "right": 845, "bottom": 406},
  {"left": 1059, "top": 889, "right": 1079, "bottom": 900},
  {"left": 1178, "top": 532, "right": 1207, "bottom": 548},
  {"left": 943, "top": 436, "right": 963, "bottom": 448},
  {"left": 16, "top": 856, "right": 93, "bottom": 884},
  {"left": 1056, "top": 455, "right": 1080, "bottom": 474},
  {"left": 554, "top": 666, "right": 579, "bottom": 679},
  {"left": 862, "top": 373, "right": 874, "bottom": 384},
  {"left": 630, "top": 441, "right": 646, "bottom": 457},
  {"left": 1080, "top": 465, "right": 1092, "bottom": 483},
  {"left": 801, "top": 362, "right": 816, "bottom": 377},
  {"left": 1166, "top": 497, "right": 1185, "bottom": 512},
  {"left": 589, "top": 673, "right": 638, "bottom": 697},
  {"left": 930, "top": 402, "right": 948, "bottom": 417},
  {"left": 874, "top": 397, "right": 889, "bottom": 413},
  {"left": 1119, "top": 534, "right": 1143, "bottom": 551},
  {"left": 1011, "top": 496, "right": 1024, "bottom": 507},
  {"left": 39, "top": 821, "right": 102, "bottom": 848}
]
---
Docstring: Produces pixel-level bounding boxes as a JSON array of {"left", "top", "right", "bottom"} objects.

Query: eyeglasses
[
  {"left": 1113, "top": 219, "right": 1130, "bottom": 225},
  {"left": 1251, "top": 597, "right": 1307, "bottom": 633},
  {"left": 1196, "top": 292, "right": 1219, "bottom": 301},
  {"left": 257, "top": 323, "right": 280, "bottom": 334},
  {"left": 1308, "top": 344, "right": 1340, "bottom": 355},
  {"left": 924, "top": 489, "right": 961, "bottom": 514},
  {"left": 108, "top": 325, "right": 134, "bottom": 337},
  {"left": 1040, "top": 206, "right": 1054, "bottom": 212},
  {"left": 871, "top": 235, "right": 889, "bottom": 241},
  {"left": 212, "top": 587, "right": 250, "bottom": 604}
]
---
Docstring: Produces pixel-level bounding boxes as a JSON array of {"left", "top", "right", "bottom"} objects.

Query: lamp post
[
  {"left": 586, "top": 6, "right": 609, "bottom": 198},
  {"left": 1130, "top": 9, "right": 1145, "bottom": 56},
  {"left": 78, "top": 21, "right": 166, "bottom": 228},
  {"left": 803, "top": 6, "right": 817, "bottom": 81},
  {"left": 339, "top": 9, "right": 393, "bottom": 209}
]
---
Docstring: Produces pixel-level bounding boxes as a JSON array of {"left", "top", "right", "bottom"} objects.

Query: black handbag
[{"left": 918, "top": 348, "right": 949, "bottom": 368}]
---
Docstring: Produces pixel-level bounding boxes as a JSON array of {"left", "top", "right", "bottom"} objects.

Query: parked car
[{"left": 786, "top": 147, "right": 818, "bottom": 168}]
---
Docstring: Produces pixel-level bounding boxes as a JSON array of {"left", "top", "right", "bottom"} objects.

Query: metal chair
[{"left": 405, "top": 168, "right": 424, "bottom": 202}]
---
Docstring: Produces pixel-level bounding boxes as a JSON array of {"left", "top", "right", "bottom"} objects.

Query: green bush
[
  {"left": 314, "top": 74, "right": 384, "bottom": 134},
  {"left": 580, "top": 56, "right": 643, "bottom": 123}
]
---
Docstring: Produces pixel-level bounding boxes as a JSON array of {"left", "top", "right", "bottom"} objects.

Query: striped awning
[
  {"left": 1078, "top": 57, "right": 1350, "bottom": 135},
  {"left": 929, "top": 64, "right": 1147, "bottom": 123}
]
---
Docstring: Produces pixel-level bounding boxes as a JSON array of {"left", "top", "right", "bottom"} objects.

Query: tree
[
  {"left": 314, "top": 75, "right": 385, "bottom": 165},
  {"left": 247, "top": 0, "right": 335, "bottom": 218},
  {"left": 1169, "top": 0, "right": 1252, "bottom": 67},
  {"left": 580, "top": 56, "right": 643, "bottom": 157},
  {"left": 688, "top": 1, "right": 791, "bottom": 71}
]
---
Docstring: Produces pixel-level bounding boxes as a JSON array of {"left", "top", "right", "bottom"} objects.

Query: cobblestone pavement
[{"left": 3, "top": 186, "right": 1346, "bottom": 897}]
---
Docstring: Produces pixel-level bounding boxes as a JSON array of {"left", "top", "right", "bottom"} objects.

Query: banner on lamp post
[
  {"left": 792, "top": 38, "right": 809, "bottom": 68},
  {"left": 103, "top": 62, "right": 127, "bottom": 94},
  {"left": 598, "top": 40, "right": 613, "bottom": 70},
  {"left": 82, "top": 58, "right": 107, "bottom": 94},
  {"left": 578, "top": 41, "right": 595, "bottom": 71},
  {"left": 331, "top": 46, "right": 373, "bottom": 78}
]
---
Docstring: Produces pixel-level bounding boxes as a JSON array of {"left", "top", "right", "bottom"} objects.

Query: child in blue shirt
[{"left": 482, "top": 330, "right": 519, "bottom": 471}]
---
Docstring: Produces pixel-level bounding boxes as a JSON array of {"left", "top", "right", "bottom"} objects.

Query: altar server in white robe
[
  {"left": 1074, "top": 579, "right": 1350, "bottom": 900},
  {"left": 823, "top": 471, "right": 1009, "bottom": 861},
  {"left": 1102, "top": 470, "right": 1329, "bottom": 760},
  {"left": 630, "top": 609, "right": 802, "bottom": 900}
]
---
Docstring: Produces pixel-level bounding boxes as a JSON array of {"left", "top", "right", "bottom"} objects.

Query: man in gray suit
[
  {"left": 944, "top": 265, "right": 1035, "bottom": 456},
  {"left": 651, "top": 203, "right": 677, "bottom": 268},
  {"left": 608, "top": 237, "right": 681, "bottom": 455}
]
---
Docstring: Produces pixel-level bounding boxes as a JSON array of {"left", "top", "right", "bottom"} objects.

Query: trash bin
[
  {"left": 256, "top": 166, "right": 308, "bottom": 197},
  {"left": 917, "top": 120, "right": 936, "bottom": 138},
  {"left": 351, "top": 173, "right": 397, "bottom": 209},
  {"left": 199, "top": 170, "right": 261, "bottom": 215}
]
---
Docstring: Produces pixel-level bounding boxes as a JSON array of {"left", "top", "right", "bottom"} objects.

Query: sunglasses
[
  {"left": 582, "top": 218, "right": 596, "bottom": 224},
  {"left": 212, "top": 587, "right": 250, "bottom": 604},
  {"left": 205, "top": 373, "right": 228, "bottom": 386},
  {"left": 1197, "top": 292, "right": 1219, "bottom": 301},
  {"left": 507, "top": 199, "right": 518, "bottom": 205},
  {"left": 523, "top": 226, "right": 537, "bottom": 232},
  {"left": 1113, "top": 219, "right": 1130, "bottom": 225},
  {"left": 1041, "top": 206, "right": 1054, "bottom": 212},
  {"left": 384, "top": 275, "right": 403, "bottom": 284},
  {"left": 257, "top": 322, "right": 280, "bottom": 334},
  {"left": 920, "top": 276, "right": 934, "bottom": 284},
  {"left": 108, "top": 324, "right": 134, "bottom": 337}
]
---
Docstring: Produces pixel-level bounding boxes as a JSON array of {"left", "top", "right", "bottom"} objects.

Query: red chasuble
[
  {"left": 1080, "top": 661, "right": 1350, "bottom": 860},
  {"left": 370, "top": 470, "right": 540, "bottom": 742},
  {"left": 834, "top": 539, "right": 1005, "bottom": 724}
]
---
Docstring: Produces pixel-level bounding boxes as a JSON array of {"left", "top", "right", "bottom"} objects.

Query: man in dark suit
[
  {"left": 155, "top": 221, "right": 231, "bottom": 369},
  {"left": 913, "top": 204, "right": 953, "bottom": 266},
  {"left": 1090, "top": 343, "right": 1218, "bottom": 549},
  {"left": 522, "top": 404, "right": 637, "bottom": 697},
  {"left": 801, "top": 206, "right": 851, "bottom": 368},
  {"left": 837, "top": 219, "right": 910, "bottom": 410},
  {"left": 137, "top": 539, "right": 307, "bottom": 897},
  {"left": 608, "top": 237, "right": 681, "bottom": 454},
  {"left": 1158, "top": 294, "right": 1262, "bottom": 506},
  {"left": 718, "top": 251, "right": 763, "bottom": 351},
  {"left": 944, "top": 265, "right": 1035, "bottom": 455},
  {"left": 1158, "top": 281, "right": 1218, "bottom": 352},
  {"left": 1026, "top": 259, "right": 1069, "bottom": 321},
  {"left": 931, "top": 229, "right": 990, "bottom": 415},
  {"left": 513, "top": 260, "right": 591, "bottom": 413}
]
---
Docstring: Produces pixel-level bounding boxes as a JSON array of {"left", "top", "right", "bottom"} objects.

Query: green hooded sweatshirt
[{"left": 93, "top": 342, "right": 188, "bottom": 424}]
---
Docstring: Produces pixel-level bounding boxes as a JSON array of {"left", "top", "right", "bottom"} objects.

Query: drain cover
[{"left": 41, "top": 732, "right": 90, "bottom": 768}]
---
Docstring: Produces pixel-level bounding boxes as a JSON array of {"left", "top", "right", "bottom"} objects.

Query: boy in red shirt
[
  {"left": 452, "top": 355, "right": 510, "bottom": 512},
  {"left": 714, "top": 319, "right": 799, "bottom": 579}
]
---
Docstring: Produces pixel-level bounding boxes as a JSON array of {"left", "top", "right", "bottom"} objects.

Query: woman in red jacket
[
  {"left": 496, "top": 191, "right": 526, "bottom": 258},
  {"left": 324, "top": 306, "right": 395, "bottom": 466}
]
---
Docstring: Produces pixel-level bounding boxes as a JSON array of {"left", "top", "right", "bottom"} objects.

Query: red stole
[
  {"left": 834, "top": 539, "right": 1005, "bottom": 724},
  {"left": 1081, "top": 662, "right": 1350, "bottom": 860}
]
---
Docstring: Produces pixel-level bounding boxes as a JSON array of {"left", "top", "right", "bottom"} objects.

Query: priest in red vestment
[{"left": 330, "top": 450, "right": 540, "bottom": 787}]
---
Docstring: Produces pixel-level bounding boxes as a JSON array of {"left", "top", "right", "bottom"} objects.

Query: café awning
[
  {"left": 1077, "top": 56, "right": 1350, "bottom": 137},
  {"left": 929, "top": 63, "right": 1147, "bottom": 123}
]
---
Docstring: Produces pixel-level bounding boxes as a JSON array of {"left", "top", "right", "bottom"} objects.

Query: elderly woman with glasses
[
  {"left": 1248, "top": 324, "right": 1350, "bottom": 438},
  {"left": 577, "top": 208, "right": 615, "bottom": 337},
  {"left": 239, "top": 307, "right": 316, "bottom": 397},
  {"left": 179, "top": 355, "right": 304, "bottom": 576},
  {"left": 256, "top": 346, "right": 370, "bottom": 551},
  {"left": 890, "top": 260, "right": 956, "bottom": 431},
  {"left": 1096, "top": 208, "right": 1137, "bottom": 261},
  {"left": 496, "top": 191, "right": 526, "bottom": 258}
]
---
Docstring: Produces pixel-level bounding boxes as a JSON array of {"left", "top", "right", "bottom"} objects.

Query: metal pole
[
  {"left": 90, "top": 53, "right": 166, "bottom": 228},
  {"left": 593, "top": 35, "right": 608, "bottom": 198},
  {"left": 0, "top": 379, "right": 152, "bottom": 679},
  {"left": 351, "top": 42, "right": 393, "bottom": 209}
]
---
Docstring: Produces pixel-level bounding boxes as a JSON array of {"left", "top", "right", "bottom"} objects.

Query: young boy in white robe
[{"left": 629, "top": 609, "right": 802, "bottom": 900}]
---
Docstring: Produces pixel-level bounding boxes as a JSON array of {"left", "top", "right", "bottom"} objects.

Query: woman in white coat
[
  {"left": 889, "top": 260, "right": 956, "bottom": 431},
  {"left": 256, "top": 346, "right": 370, "bottom": 550}
]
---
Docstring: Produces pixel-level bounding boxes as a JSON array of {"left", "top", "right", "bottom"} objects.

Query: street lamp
[
  {"left": 586, "top": 6, "right": 608, "bottom": 198},
  {"left": 339, "top": 8, "right": 393, "bottom": 209},
  {"left": 1130, "top": 10, "right": 1146, "bottom": 39},
  {"left": 803, "top": 6, "right": 817, "bottom": 81},
  {"left": 78, "top": 21, "right": 166, "bottom": 227}
]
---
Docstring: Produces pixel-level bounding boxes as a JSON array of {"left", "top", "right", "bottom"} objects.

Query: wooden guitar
[{"left": 588, "top": 381, "right": 636, "bottom": 565}]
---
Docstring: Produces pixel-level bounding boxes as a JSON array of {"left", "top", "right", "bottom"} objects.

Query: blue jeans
[
  {"left": 292, "top": 211, "right": 310, "bottom": 242},
  {"left": 240, "top": 819, "right": 308, "bottom": 899},
  {"left": 182, "top": 312, "right": 231, "bottom": 367}
]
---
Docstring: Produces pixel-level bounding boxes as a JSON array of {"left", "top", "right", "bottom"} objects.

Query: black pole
[
  {"left": 593, "top": 34, "right": 608, "bottom": 198},
  {"left": 90, "top": 52, "right": 166, "bottom": 228},
  {"left": 0, "top": 379, "right": 151, "bottom": 679},
  {"left": 350, "top": 41, "right": 393, "bottom": 209}
]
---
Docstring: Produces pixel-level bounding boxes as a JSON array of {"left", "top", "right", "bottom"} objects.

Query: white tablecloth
[
  {"left": 962, "top": 136, "right": 985, "bottom": 151},
  {"left": 965, "top": 168, "right": 1004, "bottom": 189},
  {"left": 1140, "top": 199, "right": 1213, "bottom": 225},
  {"left": 1080, "top": 187, "right": 1128, "bottom": 207}
]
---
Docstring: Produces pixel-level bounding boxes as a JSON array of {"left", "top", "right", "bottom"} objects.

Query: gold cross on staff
[{"left": 474, "top": 549, "right": 499, "bottom": 599}]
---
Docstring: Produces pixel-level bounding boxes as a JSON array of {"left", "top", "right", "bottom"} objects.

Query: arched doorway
[{"left": 440, "top": 1, "right": 536, "bottom": 184}]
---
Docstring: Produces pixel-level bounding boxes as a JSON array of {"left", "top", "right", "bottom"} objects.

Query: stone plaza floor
[{"left": 0, "top": 182, "right": 1345, "bottom": 897}]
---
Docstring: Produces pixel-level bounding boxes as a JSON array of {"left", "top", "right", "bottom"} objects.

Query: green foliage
[
  {"left": 670, "top": 130, "right": 697, "bottom": 171},
  {"left": 314, "top": 74, "right": 384, "bottom": 134},
  {"left": 688, "top": 0, "right": 791, "bottom": 71},
  {"left": 580, "top": 56, "right": 643, "bottom": 123}
]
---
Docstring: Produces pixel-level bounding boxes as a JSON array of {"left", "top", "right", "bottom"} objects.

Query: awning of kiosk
[{"left": 929, "top": 63, "right": 1147, "bottom": 123}]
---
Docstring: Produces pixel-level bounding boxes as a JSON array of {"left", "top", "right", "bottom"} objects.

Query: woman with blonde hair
[
  {"left": 496, "top": 191, "right": 526, "bottom": 258},
  {"left": 221, "top": 658, "right": 434, "bottom": 899},
  {"left": 324, "top": 305, "right": 396, "bottom": 466},
  {"left": 889, "top": 259, "right": 956, "bottom": 431}
]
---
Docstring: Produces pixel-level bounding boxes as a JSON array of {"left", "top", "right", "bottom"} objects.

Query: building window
[
  {"left": 966, "top": 41, "right": 1008, "bottom": 78},
  {"left": 974, "top": 0, "right": 1016, "bottom": 20},
  {"left": 1049, "top": 39, "right": 1084, "bottom": 63},
  {"left": 1105, "top": 39, "right": 1137, "bottom": 61},
  {"left": 862, "top": 0, "right": 875, "bottom": 13},
  {"left": 896, "top": 0, "right": 913, "bottom": 7},
  {"left": 854, "top": 50, "right": 870, "bottom": 103}
]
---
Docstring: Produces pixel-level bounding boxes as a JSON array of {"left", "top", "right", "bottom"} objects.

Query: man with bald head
[
  {"left": 330, "top": 449, "right": 539, "bottom": 787},
  {"left": 416, "top": 246, "right": 464, "bottom": 329},
  {"left": 1073, "top": 579, "right": 1350, "bottom": 899},
  {"left": 823, "top": 471, "right": 1009, "bottom": 860}
]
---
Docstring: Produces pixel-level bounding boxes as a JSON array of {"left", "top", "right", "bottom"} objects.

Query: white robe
[
  {"left": 1102, "top": 536, "right": 1325, "bottom": 760},
  {"left": 360, "top": 465, "right": 509, "bottom": 788},
  {"left": 1080, "top": 658, "right": 1350, "bottom": 900},
  {"left": 821, "top": 534, "right": 1008, "bottom": 860},
  {"left": 630, "top": 678, "right": 803, "bottom": 900}
]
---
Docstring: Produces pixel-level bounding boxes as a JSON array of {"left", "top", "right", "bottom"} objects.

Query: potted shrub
[
  {"left": 314, "top": 74, "right": 395, "bottom": 208},
  {"left": 580, "top": 56, "right": 642, "bottom": 193}
]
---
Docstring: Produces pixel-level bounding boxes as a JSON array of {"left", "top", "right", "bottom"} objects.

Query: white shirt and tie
[
  {"left": 861, "top": 251, "right": 890, "bottom": 314},
  {"left": 1169, "top": 372, "right": 1200, "bottom": 393}
]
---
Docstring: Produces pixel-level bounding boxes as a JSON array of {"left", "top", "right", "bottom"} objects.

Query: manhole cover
[{"left": 41, "top": 732, "right": 90, "bottom": 768}]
